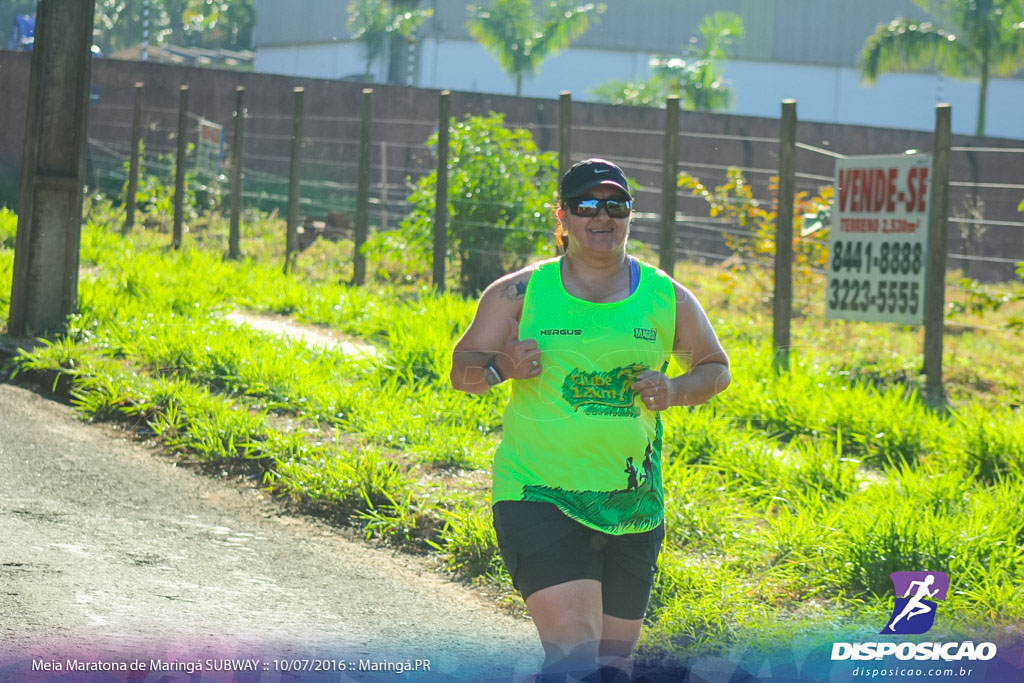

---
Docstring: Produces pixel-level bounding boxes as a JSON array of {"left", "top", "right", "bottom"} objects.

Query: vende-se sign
[{"left": 827, "top": 154, "right": 932, "bottom": 325}]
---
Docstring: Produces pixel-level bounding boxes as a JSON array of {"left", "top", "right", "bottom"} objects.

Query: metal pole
[
  {"left": 432, "top": 90, "right": 451, "bottom": 292},
  {"left": 924, "top": 104, "right": 951, "bottom": 401},
  {"left": 659, "top": 95, "right": 680, "bottom": 275},
  {"left": 773, "top": 99, "right": 797, "bottom": 371},
  {"left": 284, "top": 87, "right": 304, "bottom": 273},
  {"left": 172, "top": 84, "right": 189, "bottom": 250},
  {"left": 142, "top": 0, "right": 149, "bottom": 61},
  {"left": 353, "top": 88, "right": 373, "bottom": 286},
  {"left": 8, "top": 0, "right": 96, "bottom": 336},
  {"left": 228, "top": 85, "right": 245, "bottom": 259},
  {"left": 123, "top": 81, "right": 144, "bottom": 236}
]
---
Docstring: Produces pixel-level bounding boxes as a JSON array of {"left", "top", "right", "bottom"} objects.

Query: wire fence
[
  {"left": 84, "top": 88, "right": 1024, "bottom": 292},
  {"left": 73, "top": 82, "right": 1024, "bottom": 386}
]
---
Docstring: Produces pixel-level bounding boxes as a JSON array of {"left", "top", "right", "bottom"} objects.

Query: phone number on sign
[
  {"left": 831, "top": 240, "right": 923, "bottom": 277},
  {"left": 828, "top": 279, "right": 921, "bottom": 315}
]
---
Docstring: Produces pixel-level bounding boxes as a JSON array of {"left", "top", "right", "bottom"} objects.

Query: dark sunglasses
[{"left": 567, "top": 197, "right": 632, "bottom": 219}]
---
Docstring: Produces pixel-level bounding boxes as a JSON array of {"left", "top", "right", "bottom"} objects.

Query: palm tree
[
  {"left": 347, "top": 0, "right": 432, "bottom": 80},
  {"left": 653, "top": 12, "right": 743, "bottom": 111},
  {"left": 465, "top": 0, "right": 603, "bottom": 96},
  {"left": 591, "top": 11, "right": 743, "bottom": 111},
  {"left": 860, "top": 0, "right": 1024, "bottom": 137}
]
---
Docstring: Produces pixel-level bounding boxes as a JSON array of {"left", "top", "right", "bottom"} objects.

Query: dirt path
[{"left": 0, "top": 383, "right": 539, "bottom": 680}]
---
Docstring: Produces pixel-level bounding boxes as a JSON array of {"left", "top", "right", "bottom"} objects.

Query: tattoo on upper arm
[{"left": 499, "top": 278, "right": 527, "bottom": 301}]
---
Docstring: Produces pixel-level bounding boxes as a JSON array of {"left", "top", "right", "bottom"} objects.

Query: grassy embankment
[{"left": 1, "top": 202, "right": 1022, "bottom": 663}]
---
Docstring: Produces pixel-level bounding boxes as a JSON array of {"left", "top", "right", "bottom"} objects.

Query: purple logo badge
[{"left": 881, "top": 571, "right": 949, "bottom": 635}]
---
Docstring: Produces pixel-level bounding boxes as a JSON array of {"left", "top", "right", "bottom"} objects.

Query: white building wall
[
  {"left": 256, "top": 39, "right": 1024, "bottom": 140},
  {"left": 256, "top": 43, "right": 383, "bottom": 82},
  {"left": 726, "top": 62, "right": 1021, "bottom": 139}
]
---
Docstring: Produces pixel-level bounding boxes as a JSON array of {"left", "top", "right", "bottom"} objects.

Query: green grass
[{"left": 1, "top": 200, "right": 1022, "bottom": 661}]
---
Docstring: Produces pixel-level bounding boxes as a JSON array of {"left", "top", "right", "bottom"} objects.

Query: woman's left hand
[{"left": 631, "top": 371, "right": 675, "bottom": 412}]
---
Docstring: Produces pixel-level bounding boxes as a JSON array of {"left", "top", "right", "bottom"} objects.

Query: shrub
[
  {"left": 386, "top": 113, "right": 558, "bottom": 294},
  {"left": 121, "top": 144, "right": 202, "bottom": 231},
  {"left": 0, "top": 207, "right": 16, "bottom": 248},
  {"left": 678, "top": 167, "right": 831, "bottom": 310}
]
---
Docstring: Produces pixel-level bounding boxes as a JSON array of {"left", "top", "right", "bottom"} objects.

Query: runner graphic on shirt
[
  {"left": 604, "top": 440, "right": 657, "bottom": 504},
  {"left": 624, "top": 457, "right": 639, "bottom": 494},
  {"left": 640, "top": 443, "right": 654, "bottom": 486}
]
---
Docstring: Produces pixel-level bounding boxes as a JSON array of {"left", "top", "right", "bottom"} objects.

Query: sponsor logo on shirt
[
  {"left": 540, "top": 329, "right": 582, "bottom": 336},
  {"left": 634, "top": 327, "right": 657, "bottom": 341},
  {"left": 561, "top": 363, "right": 646, "bottom": 417}
]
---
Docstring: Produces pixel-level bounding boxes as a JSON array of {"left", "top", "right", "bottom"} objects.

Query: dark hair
[{"left": 554, "top": 196, "right": 568, "bottom": 252}]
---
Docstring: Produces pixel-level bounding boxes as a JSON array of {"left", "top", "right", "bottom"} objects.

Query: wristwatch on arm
[{"left": 482, "top": 357, "right": 505, "bottom": 387}]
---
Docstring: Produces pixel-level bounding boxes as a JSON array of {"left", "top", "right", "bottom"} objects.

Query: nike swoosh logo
[{"left": 594, "top": 169, "right": 610, "bottom": 174}]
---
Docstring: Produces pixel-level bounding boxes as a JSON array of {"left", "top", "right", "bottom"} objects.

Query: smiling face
[{"left": 558, "top": 185, "right": 632, "bottom": 256}]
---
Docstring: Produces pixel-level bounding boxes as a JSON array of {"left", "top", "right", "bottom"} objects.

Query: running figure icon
[
  {"left": 881, "top": 571, "right": 949, "bottom": 635},
  {"left": 886, "top": 574, "right": 938, "bottom": 632}
]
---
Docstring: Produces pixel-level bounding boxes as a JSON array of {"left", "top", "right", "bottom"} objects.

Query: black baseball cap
[{"left": 560, "top": 158, "right": 633, "bottom": 201}]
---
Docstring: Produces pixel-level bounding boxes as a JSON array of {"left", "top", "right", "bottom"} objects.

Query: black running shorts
[{"left": 492, "top": 500, "right": 665, "bottom": 620}]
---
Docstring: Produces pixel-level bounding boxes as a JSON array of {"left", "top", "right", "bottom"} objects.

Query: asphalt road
[{"left": 0, "top": 383, "right": 539, "bottom": 681}]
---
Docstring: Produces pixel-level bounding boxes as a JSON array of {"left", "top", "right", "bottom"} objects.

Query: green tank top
[{"left": 492, "top": 257, "right": 677, "bottom": 534}]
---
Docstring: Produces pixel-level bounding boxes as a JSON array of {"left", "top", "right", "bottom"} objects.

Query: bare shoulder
[
  {"left": 485, "top": 260, "right": 549, "bottom": 304},
  {"left": 670, "top": 278, "right": 700, "bottom": 311},
  {"left": 454, "top": 262, "right": 548, "bottom": 351},
  {"left": 632, "top": 261, "right": 705, "bottom": 320},
  {"left": 666, "top": 277, "right": 724, "bottom": 352},
  {"left": 646, "top": 268, "right": 698, "bottom": 311}
]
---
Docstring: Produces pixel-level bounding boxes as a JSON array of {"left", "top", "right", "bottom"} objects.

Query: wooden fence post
[
  {"left": 353, "top": 87, "right": 373, "bottom": 286},
  {"left": 558, "top": 91, "right": 572, "bottom": 252},
  {"left": 228, "top": 85, "right": 245, "bottom": 260},
  {"left": 924, "top": 104, "right": 951, "bottom": 401},
  {"left": 432, "top": 91, "right": 451, "bottom": 292},
  {"left": 659, "top": 95, "right": 680, "bottom": 275},
  {"left": 773, "top": 100, "right": 797, "bottom": 371},
  {"left": 172, "top": 84, "right": 189, "bottom": 250},
  {"left": 380, "top": 140, "right": 388, "bottom": 232},
  {"left": 558, "top": 92, "right": 572, "bottom": 182},
  {"left": 284, "top": 86, "right": 304, "bottom": 273},
  {"left": 123, "top": 82, "right": 143, "bottom": 236}
]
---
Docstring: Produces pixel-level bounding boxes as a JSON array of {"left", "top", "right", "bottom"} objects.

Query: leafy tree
[
  {"left": 91, "top": 0, "right": 255, "bottom": 54},
  {"left": 860, "top": 0, "right": 1024, "bottom": 137},
  {"left": 951, "top": 262, "right": 1024, "bottom": 332},
  {"left": 678, "top": 167, "right": 832, "bottom": 310},
  {"left": 347, "top": 0, "right": 432, "bottom": 80},
  {"left": 465, "top": 0, "right": 603, "bottom": 96},
  {"left": 592, "top": 12, "right": 743, "bottom": 111},
  {"left": 376, "top": 113, "right": 557, "bottom": 294},
  {"left": 953, "top": 188, "right": 1024, "bottom": 331},
  {"left": 177, "top": 0, "right": 255, "bottom": 50}
]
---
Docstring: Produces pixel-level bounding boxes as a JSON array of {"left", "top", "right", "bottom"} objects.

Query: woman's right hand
[
  {"left": 451, "top": 266, "right": 538, "bottom": 394},
  {"left": 496, "top": 318, "right": 543, "bottom": 380}
]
